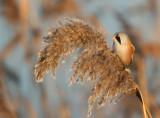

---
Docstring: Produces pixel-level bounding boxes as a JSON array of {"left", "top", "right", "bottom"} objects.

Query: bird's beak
[{"left": 112, "top": 36, "right": 116, "bottom": 40}]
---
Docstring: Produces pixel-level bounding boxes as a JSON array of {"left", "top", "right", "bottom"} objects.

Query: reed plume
[{"left": 34, "top": 18, "right": 152, "bottom": 118}]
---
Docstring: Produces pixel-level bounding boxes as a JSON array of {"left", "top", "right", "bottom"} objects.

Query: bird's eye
[{"left": 116, "top": 35, "right": 121, "bottom": 44}]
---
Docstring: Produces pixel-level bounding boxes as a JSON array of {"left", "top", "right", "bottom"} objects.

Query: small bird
[{"left": 112, "top": 32, "right": 135, "bottom": 65}]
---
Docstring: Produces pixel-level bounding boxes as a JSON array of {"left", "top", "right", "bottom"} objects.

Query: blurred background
[{"left": 0, "top": 0, "right": 160, "bottom": 118}]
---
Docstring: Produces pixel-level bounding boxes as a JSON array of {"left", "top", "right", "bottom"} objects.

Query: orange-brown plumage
[{"left": 112, "top": 32, "right": 135, "bottom": 65}]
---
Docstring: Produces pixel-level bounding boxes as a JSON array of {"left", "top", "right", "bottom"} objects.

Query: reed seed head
[{"left": 34, "top": 18, "right": 148, "bottom": 117}]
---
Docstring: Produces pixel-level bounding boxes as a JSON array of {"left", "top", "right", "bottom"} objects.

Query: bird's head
[{"left": 112, "top": 32, "right": 131, "bottom": 46}]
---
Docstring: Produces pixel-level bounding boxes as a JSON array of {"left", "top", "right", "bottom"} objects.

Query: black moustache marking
[{"left": 116, "top": 35, "right": 121, "bottom": 44}]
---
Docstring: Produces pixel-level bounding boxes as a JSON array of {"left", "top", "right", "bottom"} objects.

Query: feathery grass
[{"left": 34, "top": 18, "right": 152, "bottom": 118}]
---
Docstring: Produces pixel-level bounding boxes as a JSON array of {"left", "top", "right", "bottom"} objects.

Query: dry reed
[
  {"left": 0, "top": 69, "right": 17, "bottom": 118},
  {"left": 117, "top": 12, "right": 160, "bottom": 117},
  {"left": 34, "top": 18, "right": 152, "bottom": 118}
]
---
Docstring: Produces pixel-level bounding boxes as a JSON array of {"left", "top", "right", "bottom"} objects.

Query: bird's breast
[{"left": 114, "top": 45, "right": 134, "bottom": 65}]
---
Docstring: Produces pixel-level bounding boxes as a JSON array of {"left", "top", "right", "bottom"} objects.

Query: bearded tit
[{"left": 112, "top": 32, "right": 135, "bottom": 65}]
